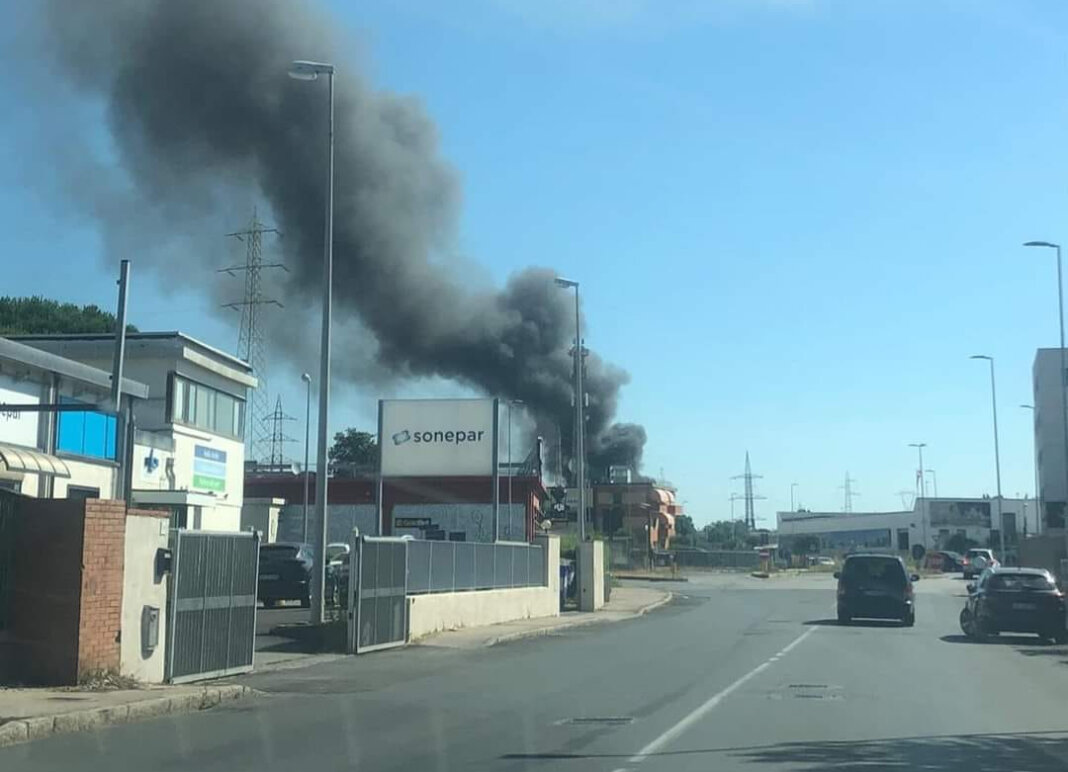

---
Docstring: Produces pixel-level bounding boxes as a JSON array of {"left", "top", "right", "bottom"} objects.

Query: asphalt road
[{"left": 7, "top": 572, "right": 1068, "bottom": 771}]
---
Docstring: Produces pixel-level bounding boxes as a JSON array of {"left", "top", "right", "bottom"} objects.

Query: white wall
[
  {"left": 242, "top": 498, "right": 282, "bottom": 542},
  {"left": 120, "top": 512, "right": 170, "bottom": 683},
  {"left": 53, "top": 458, "right": 117, "bottom": 499},
  {"left": 407, "top": 535, "right": 560, "bottom": 639}
]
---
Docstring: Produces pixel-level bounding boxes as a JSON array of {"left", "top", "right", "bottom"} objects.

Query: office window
[
  {"left": 169, "top": 374, "right": 245, "bottom": 440},
  {"left": 56, "top": 398, "right": 117, "bottom": 460}
]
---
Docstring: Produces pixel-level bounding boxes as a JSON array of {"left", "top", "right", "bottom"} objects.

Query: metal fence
[
  {"left": 407, "top": 540, "right": 546, "bottom": 594},
  {"left": 166, "top": 530, "right": 259, "bottom": 683},
  {"left": 673, "top": 549, "right": 760, "bottom": 569},
  {"left": 0, "top": 492, "right": 15, "bottom": 632},
  {"left": 348, "top": 536, "right": 409, "bottom": 654}
]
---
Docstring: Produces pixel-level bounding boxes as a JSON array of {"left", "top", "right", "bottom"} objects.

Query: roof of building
[
  {"left": 0, "top": 337, "right": 150, "bottom": 399},
  {"left": 10, "top": 332, "right": 252, "bottom": 373}
]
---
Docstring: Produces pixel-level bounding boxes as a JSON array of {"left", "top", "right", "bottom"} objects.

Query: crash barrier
[
  {"left": 407, "top": 540, "right": 547, "bottom": 594},
  {"left": 673, "top": 549, "right": 760, "bottom": 569},
  {"left": 166, "top": 529, "right": 259, "bottom": 683}
]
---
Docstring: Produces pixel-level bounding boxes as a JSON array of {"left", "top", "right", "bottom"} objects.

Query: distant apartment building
[
  {"left": 1033, "top": 348, "right": 1068, "bottom": 528},
  {"left": 14, "top": 333, "right": 256, "bottom": 530}
]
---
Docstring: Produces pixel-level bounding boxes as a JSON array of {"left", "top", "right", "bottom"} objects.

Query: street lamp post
[
  {"left": 909, "top": 443, "right": 928, "bottom": 549},
  {"left": 290, "top": 59, "right": 335, "bottom": 624},
  {"left": 507, "top": 399, "right": 523, "bottom": 530},
  {"left": 971, "top": 355, "right": 1006, "bottom": 559},
  {"left": 301, "top": 373, "right": 312, "bottom": 544},
  {"left": 554, "top": 277, "right": 585, "bottom": 542},
  {"left": 1024, "top": 241, "right": 1068, "bottom": 534},
  {"left": 1021, "top": 404, "right": 1042, "bottom": 534}
]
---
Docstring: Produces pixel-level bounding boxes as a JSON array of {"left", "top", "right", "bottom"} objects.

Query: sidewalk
[
  {"left": 0, "top": 682, "right": 251, "bottom": 748},
  {"left": 416, "top": 584, "right": 672, "bottom": 649}
]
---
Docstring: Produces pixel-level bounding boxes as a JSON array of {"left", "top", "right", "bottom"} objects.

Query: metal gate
[
  {"left": 347, "top": 535, "right": 408, "bottom": 654},
  {"left": 166, "top": 529, "right": 259, "bottom": 683}
]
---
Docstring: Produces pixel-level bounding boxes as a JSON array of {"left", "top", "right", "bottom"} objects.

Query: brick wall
[
  {"left": 77, "top": 500, "right": 126, "bottom": 678},
  {"left": 3, "top": 498, "right": 129, "bottom": 685}
]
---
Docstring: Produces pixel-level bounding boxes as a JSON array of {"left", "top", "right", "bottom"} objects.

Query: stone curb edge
[
  {"left": 485, "top": 591, "right": 675, "bottom": 647},
  {"left": 0, "top": 684, "right": 254, "bottom": 749}
]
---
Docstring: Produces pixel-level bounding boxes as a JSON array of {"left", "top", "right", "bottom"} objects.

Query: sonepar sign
[{"left": 379, "top": 398, "right": 498, "bottom": 477}]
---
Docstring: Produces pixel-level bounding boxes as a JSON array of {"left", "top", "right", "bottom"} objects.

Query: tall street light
[
  {"left": 909, "top": 443, "right": 928, "bottom": 549},
  {"left": 301, "top": 373, "right": 312, "bottom": 544},
  {"left": 1024, "top": 241, "right": 1068, "bottom": 534},
  {"left": 290, "top": 59, "right": 335, "bottom": 624},
  {"left": 971, "top": 355, "right": 1006, "bottom": 559},
  {"left": 554, "top": 276, "right": 586, "bottom": 542},
  {"left": 1021, "top": 404, "right": 1042, "bottom": 535},
  {"left": 507, "top": 399, "right": 523, "bottom": 532}
]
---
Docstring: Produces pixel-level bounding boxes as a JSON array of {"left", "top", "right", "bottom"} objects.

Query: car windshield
[{"left": 987, "top": 574, "right": 1056, "bottom": 592}]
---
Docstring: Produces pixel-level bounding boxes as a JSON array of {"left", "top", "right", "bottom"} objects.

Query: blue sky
[{"left": 3, "top": 0, "right": 1068, "bottom": 526}]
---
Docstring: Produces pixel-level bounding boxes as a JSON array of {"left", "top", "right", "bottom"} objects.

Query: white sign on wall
[
  {"left": 379, "top": 398, "right": 497, "bottom": 477},
  {"left": 0, "top": 373, "right": 41, "bottom": 449}
]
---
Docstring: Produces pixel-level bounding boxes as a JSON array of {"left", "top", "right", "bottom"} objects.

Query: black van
[{"left": 835, "top": 554, "right": 919, "bottom": 626}]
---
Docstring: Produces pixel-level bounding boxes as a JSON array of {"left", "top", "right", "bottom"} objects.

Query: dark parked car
[
  {"left": 258, "top": 543, "right": 314, "bottom": 608},
  {"left": 959, "top": 567, "right": 1067, "bottom": 643},
  {"left": 925, "top": 550, "right": 965, "bottom": 573},
  {"left": 835, "top": 554, "right": 918, "bottom": 626}
]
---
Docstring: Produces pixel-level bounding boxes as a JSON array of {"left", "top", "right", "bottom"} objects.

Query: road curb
[
  {"left": 485, "top": 591, "right": 674, "bottom": 647},
  {"left": 0, "top": 684, "right": 254, "bottom": 749}
]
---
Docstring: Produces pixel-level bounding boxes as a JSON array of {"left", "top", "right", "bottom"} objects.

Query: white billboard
[
  {"left": 379, "top": 398, "right": 497, "bottom": 477},
  {"left": 0, "top": 373, "right": 42, "bottom": 449}
]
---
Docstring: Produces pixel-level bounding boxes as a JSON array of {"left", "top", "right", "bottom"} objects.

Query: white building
[
  {"left": 1033, "top": 348, "right": 1068, "bottom": 527},
  {"left": 777, "top": 496, "right": 1039, "bottom": 557},
  {"left": 15, "top": 333, "right": 256, "bottom": 531},
  {"left": 0, "top": 337, "right": 149, "bottom": 498}
]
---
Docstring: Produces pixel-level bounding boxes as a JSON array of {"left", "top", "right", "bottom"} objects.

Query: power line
[{"left": 219, "top": 209, "right": 286, "bottom": 461}]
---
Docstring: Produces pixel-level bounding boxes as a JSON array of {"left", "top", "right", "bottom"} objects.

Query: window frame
[{"left": 167, "top": 373, "right": 246, "bottom": 441}]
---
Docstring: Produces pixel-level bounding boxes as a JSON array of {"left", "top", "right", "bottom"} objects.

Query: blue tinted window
[{"left": 56, "top": 397, "right": 117, "bottom": 461}]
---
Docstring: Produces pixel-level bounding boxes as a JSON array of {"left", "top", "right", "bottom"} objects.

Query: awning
[{"left": 0, "top": 444, "right": 71, "bottom": 478}]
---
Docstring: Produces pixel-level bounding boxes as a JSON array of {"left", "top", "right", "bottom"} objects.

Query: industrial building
[
  {"left": 13, "top": 333, "right": 257, "bottom": 530},
  {"left": 777, "top": 496, "right": 1040, "bottom": 557}
]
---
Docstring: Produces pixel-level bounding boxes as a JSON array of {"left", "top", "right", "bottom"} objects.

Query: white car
[{"left": 963, "top": 548, "right": 999, "bottom": 579}]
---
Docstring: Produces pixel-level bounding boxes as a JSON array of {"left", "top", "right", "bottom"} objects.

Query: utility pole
[
  {"left": 897, "top": 490, "right": 916, "bottom": 510},
  {"left": 220, "top": 210, "right": 285, "bottom": 462},
  {"left": 840, "top": 473, "right": 860, "bottom": 513}
]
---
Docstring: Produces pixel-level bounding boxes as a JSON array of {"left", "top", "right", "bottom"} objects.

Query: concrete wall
[
  {"left": 120, "top": 510, "right": 169, "bottom": 683},
  {"left": 408, "top": 586, "right": 558, "bottom": 640},
  {"left": 407, "top": 535, "right": 560, "bottom": 640},
  {"left": 578, "top": 540, "right": 605, "bottom": 612},
  {"left": 53, "top": 458, "right": 118, "bottom": 500}
]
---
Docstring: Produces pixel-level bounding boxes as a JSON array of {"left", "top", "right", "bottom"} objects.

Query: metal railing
[{"left": 406, "top": 540, "right": 546, "bottom": 594}]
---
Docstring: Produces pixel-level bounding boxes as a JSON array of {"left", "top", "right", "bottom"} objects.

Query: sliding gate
[{"left": 346, "top": 535, "right": 409, "bottom": 654}]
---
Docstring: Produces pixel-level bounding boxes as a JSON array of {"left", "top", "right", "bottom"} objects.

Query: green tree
[
  {"left": 701, "top": 520, "right": 747, "bottom": 549},
  {"left": 329, "top": 429, "right": 378, "bottom": 476},
  {"left": 675, "top": 514, "right": 696, "bottom": 537},
  {"left": 0, "top": 296, "right": 138, "bottom": 335}
]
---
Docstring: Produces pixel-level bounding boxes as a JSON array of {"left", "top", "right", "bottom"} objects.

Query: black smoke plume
[{"left": 31, "top": 0, "right": 646, "bottom": 475}]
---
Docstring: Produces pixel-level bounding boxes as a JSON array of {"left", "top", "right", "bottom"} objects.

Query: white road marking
[{"left": 628, "top": 626, "right": 817, "bottom": 764}]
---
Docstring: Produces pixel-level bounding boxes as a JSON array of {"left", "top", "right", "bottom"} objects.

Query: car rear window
[
  {"left": 841, "top": 557, "right": 906, "bottom": 587},
  {"left": 986, "top": 574, "right": 1055, "bottom": 591},
  {"left": 260, "top": 545, "right": 300, "bottom": 560}
]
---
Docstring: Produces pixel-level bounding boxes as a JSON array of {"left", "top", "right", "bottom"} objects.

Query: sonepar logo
[{"left": 392, "top": 428, "right": 487, "bottom": 446}]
